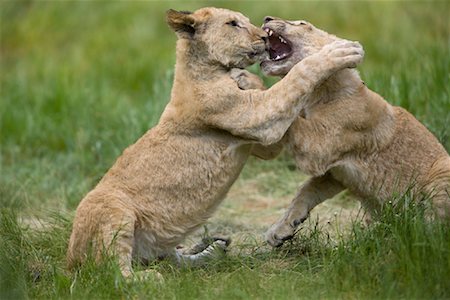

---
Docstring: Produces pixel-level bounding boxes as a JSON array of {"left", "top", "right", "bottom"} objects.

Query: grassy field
[{"left": 1, "top": 1, "right": 449, "bottom": 299}]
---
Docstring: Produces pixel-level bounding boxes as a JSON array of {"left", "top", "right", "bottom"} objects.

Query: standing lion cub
[
  {"left": 66, "top": 8, "right": 363, "bottom": 277},
  {"left": 234, "top": 16, "right": 450, "bottom": 247}
]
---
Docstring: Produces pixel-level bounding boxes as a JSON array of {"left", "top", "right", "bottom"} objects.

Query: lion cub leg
[
  {"left": 266, "top": 173, "right": 344, "bottom": 247},
  {"left": 94, "top": 206, "right": 137, "bottom": 278},
  {"left": 97, "top": 210, "right": 165, "bottom": 282},
  {"left": 424, "top": 157, "right": 450, "bottom": 219},
  {"left": 230, "top": 68, "right": 286, "bottom": 161}
]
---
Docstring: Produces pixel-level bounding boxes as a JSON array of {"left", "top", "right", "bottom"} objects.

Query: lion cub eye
[
  {"left": 227, "top": 20, "right": 240, "bottom": 27},
  {"left": 291, "top": 20, "right": 308, "bottom": 26}
]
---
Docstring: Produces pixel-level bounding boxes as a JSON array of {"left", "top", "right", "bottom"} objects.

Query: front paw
[
  {"left": 319, "top": 40, "right": 364, "bottom": 71},
  {"left": 230, "top": 68, "right": 265, "bottom": 90},
  {"left": 265, "top": 222, "right": 296, "bottom": 248}
]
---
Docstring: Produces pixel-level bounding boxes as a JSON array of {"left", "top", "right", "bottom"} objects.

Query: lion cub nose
[
  {"left": 260, "top": 33, "right": 268, "bottom": 43},
  {"left": 254, "top": 27, "right": 268, "bottom": 42},
  {"left": 258, "top": 30, "right": 268, "bottom": 43}
]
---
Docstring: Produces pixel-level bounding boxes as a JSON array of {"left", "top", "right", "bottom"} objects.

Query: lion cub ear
[{"left": 166, "top": 9, "right": 197, "bottom": 39}]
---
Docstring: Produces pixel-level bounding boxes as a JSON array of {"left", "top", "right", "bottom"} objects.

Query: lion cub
[
  {"left": 66, "top": 8, "right": 363, "bottom": 277},
  {"left": 235, "top": 17, "right": 450, "bottom": 247}
]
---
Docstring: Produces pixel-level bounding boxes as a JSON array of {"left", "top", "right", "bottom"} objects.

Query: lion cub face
[
  {"left": 167, "top": 8, "right": 268, "bottom": 69},
  {"left": 260, "top": 16, "right": 338, "bottom": 76}
]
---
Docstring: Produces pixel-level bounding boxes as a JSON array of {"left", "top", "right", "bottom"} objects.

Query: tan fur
[
  {"left": 66, "top": 8, "right": 364, "bottom": 276},
  {"left": 236, "top": 17, "right": 449, "bottom": 247}
]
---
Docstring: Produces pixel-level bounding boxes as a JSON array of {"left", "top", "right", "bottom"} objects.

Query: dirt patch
[{"left": 187, "top": 174, "right": 364, "bottom": 250}]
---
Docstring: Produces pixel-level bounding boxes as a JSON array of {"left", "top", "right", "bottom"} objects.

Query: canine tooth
[
  {"left": 269, "top": 29, "right": 273, "bottom": 36},
  {"left": 275, "top": 55, "right": 281, "bottom": 60}
]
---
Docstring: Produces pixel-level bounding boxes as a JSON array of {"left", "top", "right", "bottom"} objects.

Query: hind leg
[
  {"left": 424, "top": 157, "right": 450, "bottom": 220},
  {"left": 96, "top": 206, "right": 137, "bottom": 277},
  {"left": 429, "top": 188, "right": 450, "bottom": 220}
]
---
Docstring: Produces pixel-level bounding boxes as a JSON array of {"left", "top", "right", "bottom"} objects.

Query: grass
[
  {"left": 1, "top": 1, "right": 449, "bottom": 299},
  {"left": 2, "top": 203, "right": 449, "bottom": 299}
]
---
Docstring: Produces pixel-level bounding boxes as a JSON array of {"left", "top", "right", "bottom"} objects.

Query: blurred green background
[
  {"left": 1, "top": 1, "right": 449, "bottom": 299},
  {"left": 1, "top": 0, "right": 448, "bottom": 213},
  {"left": 0, "top": 1, "right": 450, "bottom": 209}
]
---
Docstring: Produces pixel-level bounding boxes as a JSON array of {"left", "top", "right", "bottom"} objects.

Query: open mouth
[{"left": 263, "top": 27, "right": 292, "bottom": 61}]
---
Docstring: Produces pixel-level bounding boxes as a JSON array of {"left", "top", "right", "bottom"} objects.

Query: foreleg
[
  {"left": 205, "top": 41, "right": 364, "bottom": 145},
  {"left": 266, "top": 173, "right": 344, "bottom": 247}
]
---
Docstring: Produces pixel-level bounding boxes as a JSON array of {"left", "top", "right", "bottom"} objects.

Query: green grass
[
  {"left": 2, "top": 204, "right": 449, "bottom": 299},
  {"left": 1, "top": 1, "right": 449, "bottom": 299}
]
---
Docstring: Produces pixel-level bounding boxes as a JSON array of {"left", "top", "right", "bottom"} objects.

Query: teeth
[
  {"left": 279, "top": 36, "right": 287, "bottom": 44},
  {"left": 272, "top": 53, "right": 288, "bottom": 61},
  {"left": 264, "top": 27, "right": 273, "bottom": 36}
]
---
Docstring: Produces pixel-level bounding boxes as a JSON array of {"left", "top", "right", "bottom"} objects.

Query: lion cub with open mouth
[{"left": 235, "top": 17, "right": 450, "bottom": 247}]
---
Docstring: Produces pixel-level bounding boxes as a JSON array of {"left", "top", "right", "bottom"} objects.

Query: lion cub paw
[
  {"left": 230, "top": 68, "right": 265, "bottom": 90},
  {"left": 320, "top": 40, "right": 365, "bottom": 70},
  {"left": 178, "top": 237, "right": 231, "bottom": 266},
  {"left": 265, "top": 221, "right": 296, "bottom": 248}
]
